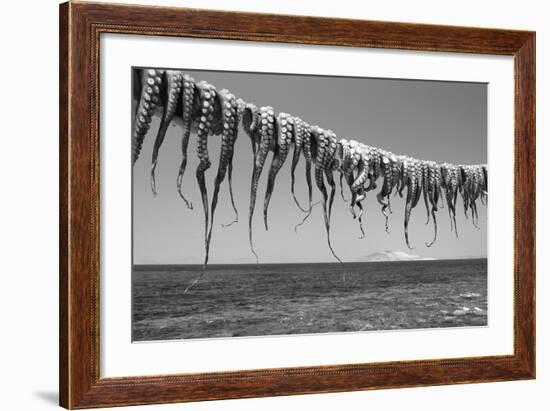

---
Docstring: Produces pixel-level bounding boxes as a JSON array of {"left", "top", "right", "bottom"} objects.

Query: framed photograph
[{"left": 59, "top": 1, "right": 535, "bottom": 409}]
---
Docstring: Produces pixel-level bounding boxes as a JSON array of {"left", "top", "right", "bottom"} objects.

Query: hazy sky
[{"left": 132, "top": 69, "right": 487, "bottom": 264}]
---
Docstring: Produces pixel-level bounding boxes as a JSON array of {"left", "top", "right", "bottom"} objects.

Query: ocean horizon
[
  {"left": 134, "top": 256, "right": 486, "bottom": 268},
  {"left": 132, "top": 258, "right": 487, "bottom": 341}
]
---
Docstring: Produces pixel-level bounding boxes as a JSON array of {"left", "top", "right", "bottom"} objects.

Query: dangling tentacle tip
[
  {"left": 295, "top": 213, "right": 311, "bottom": 232},
  {"left": 150, "top": 167, "right": 158, "bottom": 196},
  {"left": 221, "top": 218, "right": 238, "bottom": 228},
  {"left": 251, "top": 250, "right": 260, "bottom": 268},
  {"left": 177, "top": 189, "right": 193, "bottom": 210},
  {"left": 182, "top": 266, "right": 207, "bottom": 295}
]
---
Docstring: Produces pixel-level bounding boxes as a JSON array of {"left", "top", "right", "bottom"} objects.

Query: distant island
[{"left": 357, "top": 251, "right": 437, "bottom": 262}]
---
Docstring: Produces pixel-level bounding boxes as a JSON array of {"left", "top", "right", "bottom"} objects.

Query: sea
[{"left": 132, "top": 258, "right": 487, "bottom": 341}]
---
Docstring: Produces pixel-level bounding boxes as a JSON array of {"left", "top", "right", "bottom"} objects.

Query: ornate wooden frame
[{"left": 59, "top": 1, "right": 535, "bottom": 408}]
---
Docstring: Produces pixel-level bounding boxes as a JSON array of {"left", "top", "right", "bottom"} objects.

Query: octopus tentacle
[
  {"left": 481, "top": 165, "right": 488, "bottom": 205},
  {"left": 397, "top": 156, "right": 408, "bottom": 198},
  {"left": 389, "top": 153, "right": 401, "bottom": 213},
  {"left": 290, "top": 117, "right": 309, "bottom": 212},
  {"left": 264, "top": 113, "right": 294, "bottom": 230},
  {"left": 421, "top": 160, "right": 430, "bottom": 224},
  {"left": 324, "top": 131, "right": 339, "bottom": 222},
  {"left": 294, "top": 121, "right": 315, "bottom": 230},
  {"left": 207, "top": 89, "right": 238, "bottom": 254},
  {"left": 301, "top": 122, "right": 314, "bottom": 214},
  {"left": 441, "top": 163, "right": 458, "bottom": 236},
  {"left": 352, "top": 148, "right": 369, "bottom": 193},
  {"left": 151, "top": 70, "right": 183, "bottom": 195},
  {"left": 354, "top": 190, "right": 367, "bottom": 239},
  {"left": 221, "top": 97, "right": 247, "bottom": 227},
  {"left": 346, "top": 142, "right": 366, "bottom": 235},
  {"left": 412, "top": 160, "right": 424, "bottom": 209},
  {"left": 376, "top": 153, "right": 393, "bottom": 233},
  {"left": 176, "top": 74, "right": 196, "bottom": 209},
  {"left": 248, "top": 106, "right": 276, "bottom": 262},
  {"left": 403, "top": 159, "right": 419, "bottom": 249},
  {"left": 351, "top": 146, "right": 372, "bottom": 237},
  {"left": 367, "top": 147, "right": 382, "bottom": 192},
  {"left": 132, "top": 69, "right": 164, "bottom": 165},
  {"left": 425, "top": 161, "right": 439, "bottom": 247},
  {"left": 312, "top": 126, "right": 342, "bottom": 263},
  {"left": 195, "top": 81, "right": 217, "bottom": 267},
  {"left": 339, "top": 139, "right": 353, "bottom": 203}
]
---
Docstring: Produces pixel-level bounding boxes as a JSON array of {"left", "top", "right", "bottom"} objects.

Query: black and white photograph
[{"left": 131, "top": 68, "right": 488, "bottom": 342}]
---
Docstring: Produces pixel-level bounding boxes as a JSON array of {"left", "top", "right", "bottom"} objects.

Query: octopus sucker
[
  {"left": 151, "top": 70, "right": 183, "bottom": 196},
  {"left": 264, "top": 112, "right": 293, "bottom": 230},
  {"left": 195, "top": 81, "right": 217, "bottom": 267},
  {"left": 132, "top": 69, "right": 164, "bottom": 165},
  {"left": 176, "top": 74, "right": 196, "bottom": 210},
  {"left": 207, "top": 89, "right": 238, "bottom": 256},
  {"left": 248, "top": 106, "right": 275, "bottom": 262}
]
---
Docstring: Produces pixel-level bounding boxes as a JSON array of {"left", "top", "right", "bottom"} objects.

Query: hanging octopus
[{"left": 132, "top": 68, "right": 488, "bottom": 270}]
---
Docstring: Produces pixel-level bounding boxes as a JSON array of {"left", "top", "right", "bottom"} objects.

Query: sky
[{"left": 132, "top": 69, "right": 487, "bottom": 264}]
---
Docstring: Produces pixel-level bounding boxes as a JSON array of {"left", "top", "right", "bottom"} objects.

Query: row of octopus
[{"left": 133, "top": 68, "right": 488, "bottom": 268}]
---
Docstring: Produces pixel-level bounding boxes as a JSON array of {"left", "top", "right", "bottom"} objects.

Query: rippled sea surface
[{"left": 132, "top": 259, "right": 487, "bottom": 341}]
